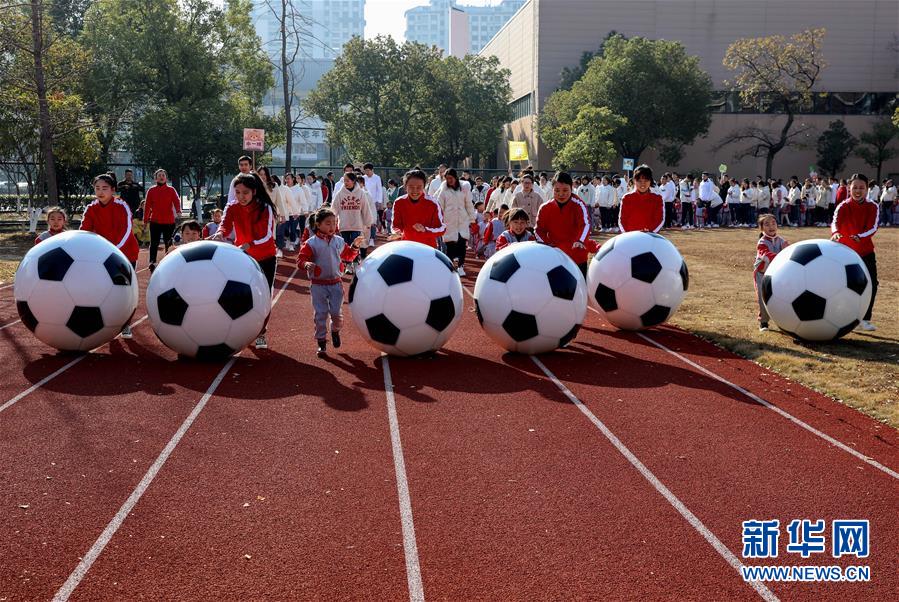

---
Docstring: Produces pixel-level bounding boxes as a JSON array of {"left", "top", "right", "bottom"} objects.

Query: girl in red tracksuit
[
  {"left": 535, "top": 171, "right": 591, "bottom": 276},
  {"left": 81, "top": 172, "right": 140, "bottom": 338},
  {"left": 210, "top": 172, "right": 278, "bottom": 349},
  {"left": 831, "top": 173, "right": 879, "bottom": 331},
  {"left": 389, "top": 169, "right": 446, "bottom": 248},
  {"left": 619, "top": 164, "right": 665, "bottom": 233}
]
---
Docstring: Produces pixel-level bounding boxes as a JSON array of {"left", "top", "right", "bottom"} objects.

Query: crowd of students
[{"left": 32, "top": 157, "right": 883, "bottom": 353}]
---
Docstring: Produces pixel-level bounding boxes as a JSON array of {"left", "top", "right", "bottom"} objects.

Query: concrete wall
[{"left": 479, "top": 0, "right": 899, "bottom": 177}]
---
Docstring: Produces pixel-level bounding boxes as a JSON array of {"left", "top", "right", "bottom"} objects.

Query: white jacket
[
  {"left": 437, "top": 183, "right": 475, "bottom": 240},
  {"left": 332, "top": 185, "right": 374, "bottom": 232},
  {"left": 595, "top": 184, "right": 618, "bottom": 208}
]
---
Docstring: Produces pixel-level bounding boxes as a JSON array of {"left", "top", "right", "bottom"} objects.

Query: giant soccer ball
[
  {"left": 14, "top": 230, "right": 139, "bottom": 351},
  {"left": 473, "top": 242, "right": 587, "bottom": 354},
  {"left": 146, "top": 241, "right": 271, "bottom": 359},
  {"left": 587, "top": 231, "right": 688, "bottom": 330},
  {"left": 761, "top": 239, "right": 871, "bottom": 341},
  {"left": 348, "top": 241, "right": 463, "bottom": 356}
]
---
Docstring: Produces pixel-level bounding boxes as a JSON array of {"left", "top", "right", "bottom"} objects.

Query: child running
[
  {"left": 753, "top": 214, "right": 789, "bottom": 332},
  {"left": 495, "top": 208, "right": 535, "bottom": 251},
  {"left": 535, "top": 171, "right": 591, "bottom": 276},
  {"left": 35, "top": 207, "right": 67, "bottom": 244},
  {"left": 297, "top": 207, "right": 365, "bottom": 355},
  {"left": 618, "top": 164, "right": 664, "bottom": 233},
  {"left": 831, "top": 173, "right": 879, "bottom": 331},
  {"left": 389, "top": 169, "right": 446, "bottom": 248},
  {"left": 210, "top": 172, "right": 278, "bottom": 349},
  {"left": 81, "top": 172, "right": 140, "bottom": 338}
]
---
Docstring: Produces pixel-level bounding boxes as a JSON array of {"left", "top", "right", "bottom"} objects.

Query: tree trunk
[
  {"left": 765, "top": 152, "right": 775, "bottom": 180},
  {"left": 876, "top": 159, "right": 882, "bottom": 183},
  {"left": 280, "top": 0, "right": 292, "bottom": 171},
  {"left": 30, "top": 0, "right": 58, "bottom": 205}
]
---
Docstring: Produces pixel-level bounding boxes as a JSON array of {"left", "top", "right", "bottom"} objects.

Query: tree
[
  {"left": 539, "top": 35, "right": 713, "bottom": 169},
  {"left": 85, "top": 0, "right": 277, "bottom": 200},
  {"left": 717, "top": 28, "right": 826, "bottom": 178},
  {"left": 0, "top": 2, "right": 95, "bottom": 208},
  {"left": 557, "top": 31, "right": 624, "bottom": 91},
  {"left": 308, "top": 36, "right": 511, "bottom": 167},
  {"left": 430, "top": 54, "right": 512, "bottom": 166},
  {"left": 855, "top": 119, "right": 898, "bottom": 182},
  {"left": 539, "top": 93, "right": 624, "bottom": 171},
  {"left": 816, "top": 120, "right": 857, "bottom": 178}
]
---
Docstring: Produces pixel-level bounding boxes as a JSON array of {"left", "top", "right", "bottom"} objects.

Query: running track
[{"left": 0, "top": 247, "right": 896, "bottom": 601}]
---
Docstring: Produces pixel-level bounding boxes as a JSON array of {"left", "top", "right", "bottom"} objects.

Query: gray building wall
[{"left": 480, "top": 0, "right": 899, "bottom": 178}]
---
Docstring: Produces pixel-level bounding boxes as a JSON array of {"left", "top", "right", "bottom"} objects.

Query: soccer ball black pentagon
[
  {"left": 348, "top": 241, "right": 463, "bottom": 356},
  {"left": 146, "top": 241, "right": 271, "bottom": 358},
  {"left": 761, "top": 239, "right": 872, "bottom": 341},
  {"left": 14, "top": 231, "right": 138, "bottom": 351},
  {"left": 473, "top": 242, "right": 587, "bottom": 354},
  {"left": 587, "top": 231, "right": 688, "bottom": 330}
]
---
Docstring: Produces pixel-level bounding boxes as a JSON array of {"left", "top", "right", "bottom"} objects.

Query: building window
[
  {"left": 509, "top": 93, "right": 533, "bottom": 121},
  {"left": 709, "top": 91, "right": 897, "bottom": 116}
]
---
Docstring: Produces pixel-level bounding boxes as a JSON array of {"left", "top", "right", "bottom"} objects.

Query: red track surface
[{"left": 1, "top": 247, "right": 896, "bottom": 601}]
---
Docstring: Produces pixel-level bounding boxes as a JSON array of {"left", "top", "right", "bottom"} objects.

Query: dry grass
[
  {"left": 0, "top": 232, "right": 33, "bottom": 283},
  {"left": 614, "top": 226, "right": 897, "bottom": 428}
]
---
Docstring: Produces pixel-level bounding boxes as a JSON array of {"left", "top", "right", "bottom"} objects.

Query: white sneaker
[
  {"left": 858, "top": 320, "right": 876, "bottom": 331},
  {"left": 457, "top": 267, "right": 466, "bottom": 277},
  {"left": 276, "top": 249, "right": 283, "bottom": 258},
  {"left": 254, "top": 335, "right": 268, "bottom": 349},
  {"left": 681, "top": 225, "right": 688, "bottom": 230},
  {"left": 120, "top": 325, "right": 133, "bottom": 339}
]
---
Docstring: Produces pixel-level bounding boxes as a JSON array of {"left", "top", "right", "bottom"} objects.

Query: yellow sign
[{"left": 508, "top": 141, "right": 529, "bottom": 162}]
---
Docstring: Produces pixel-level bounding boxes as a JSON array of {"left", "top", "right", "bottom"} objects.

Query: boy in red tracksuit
[
  {"left": 619, "top": 164, "right": 665, "bottom": 233},
  {"left": 535, "top": 171, "right": 591, "bottom": 276},
  {"left": 81, "top": 172, "right": 140, "bottom": 338},
  {"left": 389, "top": 169, "right": 446, "bottom": 248},
  {"left": 831, "top": 173, "right": 879, "bottom": 331},
  {"left": 143, "top": 169, "right": 182, "bottom": 270},
  {"left": 210, "top": 172, "right": 278, "bottom": 349}
]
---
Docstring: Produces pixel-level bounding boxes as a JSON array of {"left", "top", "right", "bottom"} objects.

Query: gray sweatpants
[
  {"left": 312, "top": 283, "right": 344, "bottom": 341},
  {"left": 754, "top": 271, "right": 769, "bottom": 324}
]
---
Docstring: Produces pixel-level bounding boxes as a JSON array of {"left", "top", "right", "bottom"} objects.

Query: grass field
[{"left": 2, "top": 226, "right": 896, "bottom": 427}]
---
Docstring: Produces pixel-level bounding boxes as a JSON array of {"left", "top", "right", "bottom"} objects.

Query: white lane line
[
  {"left": 531, "top": 356, "right": 779, "bottom": 602},
  {"left": 636, "top": 330, "right": 899, "bottom": 480},
  {"left": 0, "top": 315, "right": 149, "bottom": 417},
  {"left": 0, "top": 319, "right": 21, "bottom": 331},
  {"left": 381, "top": 355, "right": 425, "bottom": 602},
  {"left": 462, "top": 284, "right": 774, "bottom": 598},
  {"left": 586, "top": 306, "right": 899, "bottom": 480},
  {"left": 52, "top": 268, "right": 298, "bottom": 601}
]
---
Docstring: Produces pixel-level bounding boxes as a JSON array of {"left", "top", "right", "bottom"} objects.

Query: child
[
  {"left": 331, "top": 172, "right": 375, "bottom": 273},
  {"left": 81, "top": 172, "right": 140, "bottom": 338},
  {"left": 618, "top": 165, "right": 664, "bottom": 233},
  {"left": 297, "top": 208, "right": 365, "bottom": 355},
  {"left": 143, "top": 168, "right": 181, "bottom": 271},
  {"left": 179, "top": 220, "right": 202, "bottom": 244},
  {"left": 389, "top": 169, "right": 446, "bottom": 248},
  {"left": 535, "top": 172, "right": 591, "bottom": 276},
  {"left": 753, "top": 214, "right": 789, "bottom": 332},
  {"left": 482, "top": 205, "right": 508, "bottom": 258},
  {"left": 35, "top": 207, "right": 66, "bottom": 244},
  {"left": 831, "top": 173, "right": 879, "bottom": 331},
  {"left": 210, "top": 172, "right": 278, "bottom": 349},
  {"left": 202, "top": 208, "right": 223, "bottom": 239},
  {"left": 495, "top": 208, "right": 535, "bottom": 251}
]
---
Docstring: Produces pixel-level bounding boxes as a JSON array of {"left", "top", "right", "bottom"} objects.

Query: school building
[{"left": 479, "top": 0, "right": 899, "bottom": 179}]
